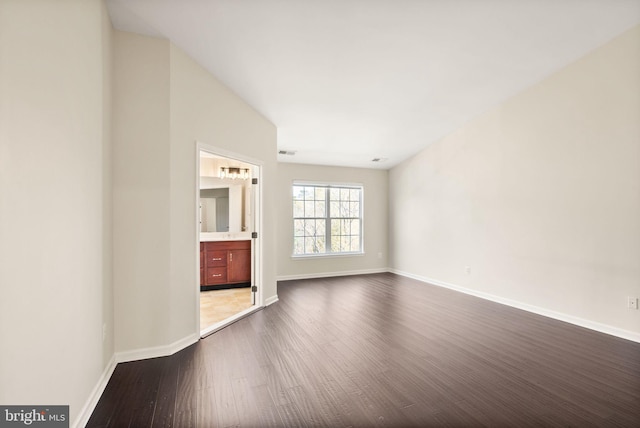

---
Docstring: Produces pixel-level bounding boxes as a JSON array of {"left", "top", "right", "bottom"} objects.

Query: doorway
[{"left": 197, "top": 144, "right": 262, "bottom": 337}]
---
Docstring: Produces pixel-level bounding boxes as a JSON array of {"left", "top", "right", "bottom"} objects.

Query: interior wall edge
[
  {"left": 265, "top": 295, "right": 280, "bottom": 306},
  {"left": 390, "top": 269, "right": 640, "bottom": 344},
  {"left": 72, "top": 355, "right": 117, "bottom": 428}
]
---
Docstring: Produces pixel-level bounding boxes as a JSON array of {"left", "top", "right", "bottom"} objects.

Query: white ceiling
[{"left": 106, "top": 0, "right": 640, "bottom": 169}]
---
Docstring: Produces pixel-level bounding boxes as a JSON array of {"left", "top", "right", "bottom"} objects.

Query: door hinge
[
  {"left": 251, "top": 232, "right": 258, "bottom": 239},
  {"left": 252, "top": 178, "right": 258, "bottom": 185},
  {"left": 251, "top": 285, "right": 258, "bottom": 292}
]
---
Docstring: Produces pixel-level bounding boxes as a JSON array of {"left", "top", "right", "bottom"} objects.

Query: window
[{"left": 293, "top": 183, "right": 363, "bottom": 256}]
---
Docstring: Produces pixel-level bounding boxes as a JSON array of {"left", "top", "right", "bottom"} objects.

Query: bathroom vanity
[{"left": 200, "top": 239, "right": 251, "bottom": 290}]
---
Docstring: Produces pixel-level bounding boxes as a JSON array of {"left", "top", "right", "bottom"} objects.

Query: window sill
[{"left": 291, "top": 252, "right": 365, "bottom": 260}]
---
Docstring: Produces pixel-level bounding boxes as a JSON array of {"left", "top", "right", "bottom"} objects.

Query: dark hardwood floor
[{"left": 87, "top": 273, "right": 640, "bottom": 427}]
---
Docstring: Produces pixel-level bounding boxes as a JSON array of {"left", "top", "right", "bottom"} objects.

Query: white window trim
[
  {"left": 291, "top": 251, "right": 365, "bottom": 260},
  {"left": 291, "top": 181, "right": 364, "bottom": 258}
]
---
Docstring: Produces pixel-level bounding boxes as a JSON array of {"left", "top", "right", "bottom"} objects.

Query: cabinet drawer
[
  {"left": 206, "top": 267, "right": 227, "bottom": 284},
  {"left": 205, "top": 251, "right": 227, "bottom": 267},
  {"left": 204, "top": 240, "right": 250, "bottom": 251}
]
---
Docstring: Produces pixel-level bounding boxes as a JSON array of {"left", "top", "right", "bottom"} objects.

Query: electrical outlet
[
  {"left": 378, "top": 252, "right": 383, "bottom": 259},
  {"left": 465, "top": 266, "right": 471, "bottom": 274},
  {"left": 628, "top": 297, "right": 639, "bottom": 310}
]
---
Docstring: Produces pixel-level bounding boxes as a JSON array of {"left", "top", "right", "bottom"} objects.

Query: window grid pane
[{"left": 293, "top": 184, "right": 362, "bottom": 255}]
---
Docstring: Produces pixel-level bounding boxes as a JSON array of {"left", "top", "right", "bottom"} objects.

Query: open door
[
  {"left": 197, "top": 145, "right": 262, "bottom": 337},
  {"left": 250, "top": 173, "right": 258, "bottom": 306}
]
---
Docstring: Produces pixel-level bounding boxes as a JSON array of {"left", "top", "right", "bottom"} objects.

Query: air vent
[
  {"left": 278, "top": 150, "right": 297, "bottom": 156},
  {"left": 371, "top": 157, "right": 388, "bottom": 163}
]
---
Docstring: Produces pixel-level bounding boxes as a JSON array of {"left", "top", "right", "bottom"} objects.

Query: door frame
[{"left": 195, "top": 141, "right": 264, "bottom": 337}]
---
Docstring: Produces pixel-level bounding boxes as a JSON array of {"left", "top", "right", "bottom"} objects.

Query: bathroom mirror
[
  {"left": 199, "top": 179, "right": 245, "bottom": 233},
  {"left": 199, "top": 151, "right": 252, "bottom": 236},
  {"left": 200, "top": 188, "right": 229, "bottom": 232}
]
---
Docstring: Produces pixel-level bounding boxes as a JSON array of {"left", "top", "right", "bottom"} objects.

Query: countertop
[{"left": 200, "top": 232, "right": 252, "bottom": 242}]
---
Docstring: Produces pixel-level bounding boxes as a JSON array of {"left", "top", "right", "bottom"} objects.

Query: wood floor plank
[
  {"left": 85, "top": 363, "right": 138, "bottom": 427},
  {"left": 151, "top": 356, "right": 180, "bottom": 428},
  {"left": 173, "top": 365, "right": 197, "bottom": 428},
  {"left": 88, "top": 273, "right": 640, "bottom": 427}
]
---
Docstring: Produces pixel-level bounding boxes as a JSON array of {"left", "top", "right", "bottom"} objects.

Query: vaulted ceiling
[{"left": 107, "top": 0, "right": 640, "bottom": 169}]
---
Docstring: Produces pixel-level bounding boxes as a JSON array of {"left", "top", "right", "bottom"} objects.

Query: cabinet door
[{"left": 228, "top": 249, "right": 251, "bottom": 283}]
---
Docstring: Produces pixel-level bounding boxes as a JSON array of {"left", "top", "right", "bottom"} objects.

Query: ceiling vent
[{"left": 278, "top": 150, "right": 297, "bottom": 156}]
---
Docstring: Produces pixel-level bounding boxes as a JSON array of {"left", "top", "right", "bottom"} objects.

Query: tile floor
[{"left": 200, "top": 287, "right": 253, "bottom": 329}]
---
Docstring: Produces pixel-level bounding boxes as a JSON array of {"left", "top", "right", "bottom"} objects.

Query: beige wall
[
  {"left": 101, "top": 0, "right": 114, "bottom": 369},
  {"left": 168, "top": 43, "right": 278, "bottom": 341},
  {"left": 277, "top": 163, "right": 388, "bottom": 279},
  {"left": 112, "top": 32, "right": 172, "bottom": 352},
  {"left": 389, "top": 26, "right": 640, "bottom": 337},
  {"left": 112, "top": 32, "right": 278, "bottom": 354},
  {"left": 1, "top": 6, "right": 277, "bottom": 422},
  {"left": 0, "top": 0, "right": 113, "bottom": 424}
]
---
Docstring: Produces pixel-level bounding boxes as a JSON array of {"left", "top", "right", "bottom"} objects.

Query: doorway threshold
[{"left": 200, "top": 304, "right": 263, "bottom": 338}]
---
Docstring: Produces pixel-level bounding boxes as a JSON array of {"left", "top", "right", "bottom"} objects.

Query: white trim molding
[
  {"left": 73, "top": 355, "right": 117, "bottom": 428},
  {"left": 265, "top": 295, "right": 279, "bottom": 306},
  {"left": 390, "top": 269, "right": 640, "bottom": 344},
  {"left": 114, "top": 333, "right": 200, "bottom": 364},
  {"left": 196, "top": 141, "right": 265, "bottom": 167},
  {"left": 277, "top": 268, "right": 388, "bottom": 282}
]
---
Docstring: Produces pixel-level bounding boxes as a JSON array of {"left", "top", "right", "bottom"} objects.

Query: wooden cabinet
[
  {"left": 200, "top": 243, "right": 204, "bottom": 285},
  {"left": 200, "top": 240, "right": 251, "bottom": 289},
  {"left": 228, "top": 249, "right": 251, "bottom": 283}
]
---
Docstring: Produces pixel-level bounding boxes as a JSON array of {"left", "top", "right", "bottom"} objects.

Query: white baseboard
[
  {"left": 390, "top": 269, "right": 640, "bottom": 344},
  {"left": 277, "top": 267, "right": 388, "bottom": 282},
  {"left": 265, "top": 295, "right": 279, "bottom": 306},
  {"left": 73, "top": 355, "right": 117, "bottom": 428},
  {"left": 114, "top": 333, "right": 200, "bottom": 364},
  {"left": 74, "top": 333, "right": 199, "bottom": 427}
]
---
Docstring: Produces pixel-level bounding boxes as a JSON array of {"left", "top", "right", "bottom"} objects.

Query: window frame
[{"left": 291, "top": 181, "right": 364, "bottom": 258}]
